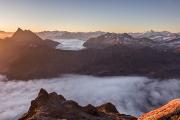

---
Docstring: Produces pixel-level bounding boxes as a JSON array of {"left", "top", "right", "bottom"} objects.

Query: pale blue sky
[{"left": 0, "top": 0, "right": 179, "bottom": 32}]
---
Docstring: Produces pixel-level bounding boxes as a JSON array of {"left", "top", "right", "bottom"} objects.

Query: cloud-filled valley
[{"left": 0, "top": 75, "right": 180, "bottom": 120}]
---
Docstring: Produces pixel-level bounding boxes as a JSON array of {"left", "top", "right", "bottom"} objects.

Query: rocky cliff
[{"left": 19, "top": 89, "right": 137, "bottom": 120}]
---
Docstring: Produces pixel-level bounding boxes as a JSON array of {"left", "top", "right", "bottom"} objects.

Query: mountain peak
[
  {"left": 12, "top": 28, "right": 24, "bottom": 38},
  {"left": 38, "top": 88, "right": 49, "bottom": 97},
  {"left": 17, "top": 28, "right": 23, "bottom": 32},
  {"left": 12, "top": 28, "right": 41, "bottom": 41}
]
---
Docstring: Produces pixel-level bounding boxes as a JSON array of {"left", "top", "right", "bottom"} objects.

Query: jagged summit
[
  {"left": 38, "top": 88, "right": 49, "bottom": 97},
  {"left": 12, "top": 28, "right": 41, "bottom": 41},
  {"left": 16, "top": 28, "right": 23, "bottom": 32},
  {"left": 19, "top": 89, "right": 136, "bottom": 120},
  {"left": 19, "top": 89, "right": 180, "bottom": 120},
  {"left": 6, "top": 28, "right": 60, "bottom": 48}
]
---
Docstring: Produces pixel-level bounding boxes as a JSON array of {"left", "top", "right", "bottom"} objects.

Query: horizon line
[{"left": 1, "top": 28, "right": 180, "bottom": 34}]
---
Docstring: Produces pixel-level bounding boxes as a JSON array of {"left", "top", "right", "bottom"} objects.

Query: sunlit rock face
[
  {"left": 19, "top": 89, "right": 137, "bottom": 120},
  {"left": 138, "top": 99, "right": 180, "bottom": 120}
]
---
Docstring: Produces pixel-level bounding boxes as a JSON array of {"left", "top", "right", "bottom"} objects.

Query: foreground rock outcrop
[
  {"left": 19, "top": 89, "right": 137, "bottom": 120},
  {"left": 138, "top": 99, "right": 180, "bottom": 120},
  {"left": 19, "top": 89, "right": 180, "bottom": 120}
]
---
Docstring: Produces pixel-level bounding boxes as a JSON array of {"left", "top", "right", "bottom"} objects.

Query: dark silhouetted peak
[
  {"left": 19, "top": 89, "right": 136, "bottom": 120},
  {"left": 35, "top": 88, "right": 49, "bottom": 106},
  {"left": 97, "top": 102, "right": 119, "bottom": 113},
  {"left": 17, "top": 28, "right": 23, "bottom": 32},
  {"left": 8, "top": 28, "right": 60, "bottom": 48},
  {"left": 12, "top": 28, "right": 24, "bottom": 37},
  {"left": 12, "top": 28, "right": 41, "bottom": 41},
  {"left": 38, "top": 88, "right": 49, "bottom": 97}
]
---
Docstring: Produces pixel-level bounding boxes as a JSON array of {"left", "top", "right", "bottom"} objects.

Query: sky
[{"left": 0, "top": 0, "right": 180, "bottom": 32}]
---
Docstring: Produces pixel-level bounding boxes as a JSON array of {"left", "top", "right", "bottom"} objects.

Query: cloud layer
[{"left": 0, "top": 75, "right": 180, "bottom": 120}]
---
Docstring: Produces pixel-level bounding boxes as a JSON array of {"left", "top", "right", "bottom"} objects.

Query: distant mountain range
[
  {"left": 0, "top": 30, "right": 105, "bottom": 40},
  {"left": 129, "top": 30, "right": 180, "bottom": 42},
  {"left": 0, "top": 29, "right": 179, "bottom": 41},
  {"left": 37, "top": 30, "right": 180, "bottom": 42},
  {"left": 37, "top": 31, "right": 105, "bottom": 40},
  {"left": 84, "top": 33, "right": 157, "bottom": 49},
  {"left": 84, "top": 31, "right": 180, "bottom": 50},
  {"left": 0, "top": 28, "right": 180, "bottom": 80}
]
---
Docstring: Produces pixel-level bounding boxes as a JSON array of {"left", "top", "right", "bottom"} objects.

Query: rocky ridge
[
  {"left": 19, "top": 89, "right": 137, "bottom": 120},
  {"left": 19, "top": 89, "right": 180, "bottom": 120}
]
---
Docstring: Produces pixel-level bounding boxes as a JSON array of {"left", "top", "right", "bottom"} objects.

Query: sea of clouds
[{"left": 0, "top": 75, "right": 180, "bottom": 120}]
